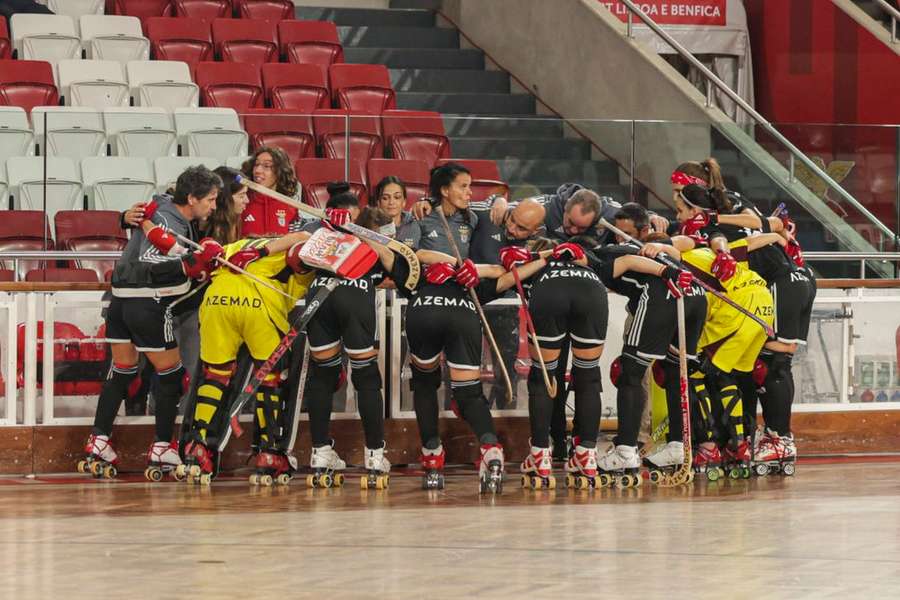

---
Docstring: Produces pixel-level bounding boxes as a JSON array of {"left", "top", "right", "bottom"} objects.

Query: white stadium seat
[
  {"left": 6, "top": 156, "right": 84, "bottom": 222},
  {"left": 58, "top": 59, "right": 129, "bottom": 108},
  {"left": 103, "top": 107, "right": 177, "bottom": 158},
  {"left": 47, "top": 0, "right": 106, "bottom": 18},
  {"left": 32, "top": 106, "right": 106, "bottom": 159},
  {"left": 82, "top": 156, "right": 155, "bottom": 211},
  {"left": 154, "top": 156, "right": 220, "bottom": 193},
  {"left": 225, "top": 156, "right": 250, "bottom": 170},
  {"left": 10, "top": 14, "right": 81, "bottom": 62},
  {"left": 174, "top": 107, "right": 247, "bottom": 161},
  {"left": 80, "top": 15, "right": 149, "bottom": 63},
  {"left": 0, "top": 106, "right": 35, "bottom": 164},
  {"left": 127, "top": 60, "right": 198, "bottom": 110}
]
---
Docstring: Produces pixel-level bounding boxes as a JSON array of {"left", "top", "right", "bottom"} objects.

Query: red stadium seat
[
  {"left": 313, "top": 109, "right": 383, "bottom": 164},
  {"left": 146, "top": 17, "right": 213, "bottom": 63},
  {"left": 115, "top": 0, "right": 174, "bottom": 29},
  {"left": 0, "top": 16, "right": 10, "bottom": 60},
  {"left": 382, "top": 110, "right": 450, "bottom": 167},
  {"left": 329, "top": 64, "right": 396, "bottom": 113},
  {"left": 173, "top": 0, "right": 232, "bottom": 18},
  {"left": 261, "top": 63, "right": 329, "bottom": 111},
  {"left": 26, "top": 269, "right": 100, "bottom": 283},
  {"left": 367, "top": 159, "right": 431, "bottom": 210},
  {"left": 0, "top": 269, "right": 14, "bottom": 282},
  {"left": 436, "top": 158, "right": 509, "bottom": 202},
  {"left": 195, "top": 61, "right": 264, "bottom": 111},
  {"left": 243, "top": 109, "right": 315, "bottom": 160},
  {"left": 294, "top": 158, "right": 366, "bottom": 208},
  {"left": 278, "top": 20, "right": 343, "bottom": 68},
  {"left": 18, "top": 321, "right": 107, "bottom": 396},
  {"left": 236, "top": 0, "right": 294, "bottom": 20},
  {"left": 0, "top": 211, "right": 53, "bottom": 281},
  {"left": 212, "top": 18, "right": 278, "bottom": 64},
  {"left": 0, "top": 60, "right": 59, "bottom": 116},
  {"left": 55, "top": 210, "right": 127, "bottom": 282}
]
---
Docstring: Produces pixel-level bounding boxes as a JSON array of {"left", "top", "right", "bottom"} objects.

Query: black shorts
[
  {"left": 105, "top": 296, "right": 177, "bottom": 352},
  {"left": 305, "top": 281, "right": 377, "bottom": 354},
  {"left": 624, "top": 282, "right": 707, "bottom": 362},
  {"left": 771, "top": 270, "right": 816, "bottom": 344},
  {"left": 405, "top": 284, "right": 482, "bottom": 370},
  {"left": 528, "top": 276, "right": 608, "bottom": 350}
]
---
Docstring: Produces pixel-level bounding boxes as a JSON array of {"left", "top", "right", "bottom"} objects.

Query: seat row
[
  {"left": 40, "top": 0, "right": 295, "bottom": 21},
  {"left": 2, "top": 15, "right": 340, "bottom": 67}
]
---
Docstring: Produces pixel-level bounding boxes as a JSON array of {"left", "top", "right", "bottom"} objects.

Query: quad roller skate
[
  {"left": 643, "top": 441, "right": 688, "bottom": 484},
  {"left": 421, "top": 444, "right": 445, "bottom": 490},
  {"left": 751, "top": 429, "right": 796, "bottom": 477},
  {"left": 306, "top": 441, "right": 346, "bottom": 488},
  {"left": 144, "top": 440, "right": 183, "bottom": 482},
  {"left": 77, "top": 434, "right": 119, "bottom": 479},
  {"left": 520, "top": 446, "right": 555, "bottom": 490},
  {"left": 178, "top": 439, "right": 216, "bottom": 485},
  {"left": 249, "top": 450, "right": 294, "bottom": 486},
  {"left": 596, "top": 445, "right": 642, "bottom": 488},
  {"left": 722, "top": 438, "right": 752, "bottom": 479},
  {"left": 692, "top": 442, "right": 725, "bottom": 481},
  {"left": 361, "top": 445, "right": 391, "bottom": 490},
  {"left": 479, "top": 443, "right": 504, "bottom": 494},
  {"left": 565, "top": 444, "right": 599, "bottom": 489}
]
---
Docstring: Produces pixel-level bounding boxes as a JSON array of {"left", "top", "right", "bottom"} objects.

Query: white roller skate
[
  {"left": 77, "top": 434, "right": 119, "bottom": 479},
  {"left": 643, "top": 441, "right": 686, "bottom": 484},
  {"left": 145, "top": 440, "right": 182, "bottom": 482},
  {"left": 752, "top": 429, "right": 796, "bottom": 477},
  {"left": 565, "top": 444, "right": 599, "bottom": 489},
  {"left": 521, "top": 445, "right": 555, "bottom": 490},
  {"left": 596, "top": 444, "right": 642, "bottom": 488},
  {"left": 479, "top": 443, "right": 504, "bottom": 494},
  {"left": 421, "top": 444, "right": 445, "bottom": 490},
  {"left": 361, "top": 444, "right": 391, "bottom": 490},
  {"left": 307, "top": 440, "right": 346, "bottom": 488}
]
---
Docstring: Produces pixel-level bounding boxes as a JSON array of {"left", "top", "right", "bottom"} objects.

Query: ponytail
[{"left": 673, "top": 157, "right": 732, "bottom": 213}]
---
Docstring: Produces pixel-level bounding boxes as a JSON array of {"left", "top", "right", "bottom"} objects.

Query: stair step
[
  {"left": 443, "top": 116, "right": 564, "bottom": 139},
  {"left": 495, "top": 159, "right": 620, "bottom": 187},
  {"left": 449, "top": 137, "right": 592, "bottom": 160},
  {"left": 295, "top": 7, "right": 435, "bottom": 27},
  {"left": 344, "top": 47, "right": 484, "bottom": 69},
  {"left": 390, "top": 68, "right": 509, "bottom": 93},
  {"left": 390, "top": 0, "right": 443, "bottom": 9},
  {"left": 338, "top": 26, "right": 458, "bottom": 49},
  {"left": 397, "top": 92, "right": 535, "bottom": 115}
]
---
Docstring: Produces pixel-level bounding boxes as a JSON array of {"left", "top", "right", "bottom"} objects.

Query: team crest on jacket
[
  {"left": 276, "top": 209, "right": 286, "bottom": 227},
  {"left": 459, "top": 225, "right": 471, "bottom": 243}
]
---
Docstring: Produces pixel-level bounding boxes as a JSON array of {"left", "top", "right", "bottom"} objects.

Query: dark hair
[
  {"left": 673, "top": 157, "right": 732, "bottom": 212},
  {"left": 326, "top": 181, "right": 359, "bottom": 210},
  {"left": 240, "top": 146, "right": 298, "bottom": 198},
  {"left": 679, "top": 184, "right": 717, "bottom": 211},
  {"left": 566, "top": 234, "right": 602, "bottom": 253},
  {"left": 356, "top": 206, "right": 393, "bottom": 231},
  {"left": 374, "top": 175, "right": 408, "bottom": 204},
  {"left": 429, "top": 162, "right": 470, "bottom": 200},
  {"left": 614, "top": 202, "right": 650, "bottom": 231},
  {"left": 204, "top": 166, "right": 246, "bottom": 243},
  {"left": 527, "top": 236, "right": 556, "bottom": 253},
  {"left": 173, "top": 165, "right": 222, "bottom": 206}
]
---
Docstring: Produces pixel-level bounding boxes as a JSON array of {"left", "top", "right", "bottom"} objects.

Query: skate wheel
[
  {"left": 360, "top": 476, "right": 369, "bottom": 490},
  {"left": 782, "top": 462, "right": 796, "bottom": 476},
  {"left": 375, "top": 476, "right": 387, "bottom": 490},
  {"left": 276, "top": 473, "right": 291, "bottom": 486},
  {"left": 102, "top": 465, "right": 117, "bottom": 479},
  {"left": 89, "top": 461, "right": 103, "bottom": 477},
  {"left": 632, "top": 474, "right": 642, "bottom": 487},
  {"left": 260, "top": 474, "right": 274, "bottom": 487},
  {"left": 686, "top": 471, "right": 694, "bottom": 484},
  {"left": 707, "top": 468, "right": 719, "bottom": 482},
  {"left": 320, "top": 474, "right": 333, "bottom": 488},
  {"left": 188, "top": 465, "right": 201, "bottom": 479},
  {"left": 716, "top": 467, "right": 726, "bottom": 478},
  {"left": 649, "top": 470, "right": 661, "bottom": 484},
  {"left": 598, "top": 473, "right": 612, "bottom": 488},
  {"left": 249, "top": 474, "right": 260, "bottom": 485},
  {"left": 174, "top": 464, "right": 187, "bottom": 480},
  {"left": 520, "top": 475, "right": 529, "bottom": 488},
  {"left": 617, "top": 474, "right": 630, "bottom": 488},
  {"left": 333, "top": 473, "right": 344, "bottom": 487},
  {"left": 76, "top": 460, "right": 88, "bottom": 474},
  {"left": 577, "top": 477, "right": 590, "bottom": 490},
  {"left": 306, "top": 474, "right": 316, "bottom": 488},
  {"left": 199, "top": 473, "right": 212, "bottom": 486},
  {"left": 728, "top": 468, "right": 740, "bottom": 480},
  {"left": 145, "top": 467, "right": 163, "bottom": 482},
  {"left": 565, "top": 474, "right": 575, "bottom": 488},
  {"left": 754, "top": 463, "right": 770, "bottom": 477},
  {"left": 547, "top": 476, "right": 556, "bottom": 490},
  {"left": 741, "top": 467, "right": 751, "bottom": 479}
]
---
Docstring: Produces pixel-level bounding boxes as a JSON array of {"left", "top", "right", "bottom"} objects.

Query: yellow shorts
[
  {"left": 698, "top": 286, "right": 774, "bottom": 373},
  {"left": 199, "top": 288, "right": 285, "bottom": 364}
]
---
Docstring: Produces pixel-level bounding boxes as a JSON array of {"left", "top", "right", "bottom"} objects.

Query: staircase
[{"left": 295, "top": 2, "right": 627, "bottom": 201}]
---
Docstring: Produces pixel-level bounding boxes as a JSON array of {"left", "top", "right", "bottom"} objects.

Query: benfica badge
[
  {"left": 459, "top": 225, "right": 470, "bottom": 243},
  {"left": 276, "top": 209, "right": 286, "bottom": 227}
]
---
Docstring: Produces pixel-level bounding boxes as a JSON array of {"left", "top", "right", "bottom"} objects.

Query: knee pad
[
  {"left": 410, "top": 362, "right": 441, "bottom": 393},
  {"left": 349, "top": 356, "right": 382, "bottom": 392},
  {"left": 615, "top": 355, "right": 647, "bottom": 388},
  {"left": 194, "top": 363, "right": 235, "bottom": 430},
  {"left": 307, "top": 355, "right": 342, "bottom": 395}
]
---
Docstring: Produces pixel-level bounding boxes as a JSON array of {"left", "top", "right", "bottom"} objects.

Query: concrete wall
[{"left": 294, "top": 0, "right": 389, "bottom": 8}]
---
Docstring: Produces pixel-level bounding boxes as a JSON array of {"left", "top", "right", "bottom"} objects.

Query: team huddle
[{"left": 76, "top": 155, "right": 815, "bottom": 493}]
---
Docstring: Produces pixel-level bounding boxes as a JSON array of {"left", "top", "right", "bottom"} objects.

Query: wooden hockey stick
[
  {"left": 658, "top": 296, "right": 694, "bottom": 487},
  {"left": 511, "top": 267, "right": 556, "bottom": 397},
  {"left": 236, "top": 175, "right": 421, "bottom": 291},
  {"left": 434, "top": 207, "right": 513, "bottom": 404}
]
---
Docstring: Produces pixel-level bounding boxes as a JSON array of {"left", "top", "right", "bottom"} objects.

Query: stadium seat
[
  {"left": 0, "top": 17, "right": 11, "bottom": 60},
  {"left": 113, "top": 0, "right": 174, "bottom": 27},
  {"left": 236, "top": 0, "right": 294, "bottom": 20},
  {"left": 26, "top": 268, "right": 101, "bottom": 283},
  {"left": 0, "top": 60, "right": 59, "bottom": 115},
  {"left": 80, "top": 15, "right": 150, "bottom": 62},
  {"left": 174, "top": 107, "right": 247, "bottom": 159},
  {"left": 10, "top": 14, "right": 81, "bottom": 63},
  {"left": 436, "top": 158, "right": 509, "bottom": 201},
  {"left": 154, "top": 155, "right": 220, "bottom": 191},
  {"left": 103, "top": 107, "right": 177, "bottom": 157},
  {"left": 329, "top": 64, "right": 396, "bottom": 113},
  {"left": 55, "top": 209, "right": 127, "bottom": 280},
  {"left": 0, "top": 211, "right": 54, "bottom": 281},
  {"left": 81, "top": 157, "right": 155, "bottom": 210},
  {"left": 195, "top": 62, "right": 264, "bottom": 112},
  {"left": 21, "top": 321, "right": 107, "bottom": 396},
  {"left": 294, "top": 158, "right": 366, "bottom": 208},
  {"left": 58, "top": 59, "right": 130, "bottom": 108},
  {"left": 0, "top": 269, "right": 14, "bottom": 282},
  {"left": 382, "top": 110, "right": 450, "bottom": 167},
  {"left": 224, "top": 156, "right": 248, "bottom": 170},
  {"left": 367, "top": 159, "right": 431, "bottom": 209},
  {"left": 313, "top": 109, "right": 383, "bottom": 163},
  {"left": 261, "top": 63, "right": 329, "bottom": 111},
  {"left": 127, "top": 60, "right": 199, "bottom": 109},
  {"left": 173, "top": 0, "right": 232, "bottom": 18},
  {"left": 212, "top": 18, "right": 278, "bottom": 63},
  {"left": 146, "top": 17, "right": 213, "bottom": 63},
  {"left": 242, "top": 109, "right": 315, "bottom": 160},
  {"left": 0, "top": 107, "right": 35, "bottom": 164},
  {"left": 6, "top": 157, "right": 84, "bottom": 222},
  {"left": 47, "top": 0, "right": 106, "bottom": 18},
  {"left": 32, "top": 106, "right": 106, "bottom": 159},
  {"left": 278, "top": 20, "right": 342, "bottom": 67}
]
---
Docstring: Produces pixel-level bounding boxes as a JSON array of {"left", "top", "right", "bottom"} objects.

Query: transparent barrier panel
[{"left": 0, "top": 293, "right": 14, "bottom": 424}]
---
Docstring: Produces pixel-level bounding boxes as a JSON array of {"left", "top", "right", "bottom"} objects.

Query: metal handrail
[
  {"left": 0, "top": 251, "right": 121, "bottom": 259},
  {"left": 805, "top": 252, "right": 900, "bottom": 260},
  {"left": 873, "top": 0, "right": 899, "bottom": 43},
  {"left": 617, "top": 0, "right": 898, "bottom": 243}
]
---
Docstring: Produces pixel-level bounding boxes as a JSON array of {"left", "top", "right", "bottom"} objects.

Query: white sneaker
[
  {"left": 597, "top": 444, "right": 640, "bottom": 471},
  {"left": 644, "top": 441, "right": 685, "bottom": 468},
  {"left": 364, "top": 446, "right": 391, "bottom": 474}
]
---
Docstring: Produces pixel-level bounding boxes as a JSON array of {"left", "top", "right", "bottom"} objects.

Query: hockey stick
[
  {"left": 511, "top": 267, "right": 556, "bottom": 397},
  {"left": 218, "top": 278, "right": 340, "bottom": 452},
  {"left": 658, "top": 296, "right": 693, "bottom": 487},
  {"left": 236, "top": 175, "right": 421, "bottom": 291},
  {"left": 433, "top": 207, "right": 513, "bottom": 403},
  {"left": 599, "top": 218, "right": 776, "bottom": 338}
]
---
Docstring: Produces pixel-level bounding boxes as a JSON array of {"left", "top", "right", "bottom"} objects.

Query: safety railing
[{"left": 874, "top": 0, "right": 900, "bottom": 43}]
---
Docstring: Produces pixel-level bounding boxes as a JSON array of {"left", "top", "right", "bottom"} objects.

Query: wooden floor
[{"left": 0, "top": 460, "right": 898, "bottom": 599}]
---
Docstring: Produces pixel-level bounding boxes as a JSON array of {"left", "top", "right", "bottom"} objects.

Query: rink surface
[{"left": 0, "top": 458, "right": 898, "bottom": 599}]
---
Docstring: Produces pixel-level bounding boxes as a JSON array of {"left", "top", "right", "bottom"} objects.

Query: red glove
[
  {"left": 182, "top": 239, "right": 224, "bottom": 281},
  {"left": 425, "top": 262, "right": 456, "bottom": 285},
  {"left": 499, "top": 246, "right": 534, "bottom": 271},
  {"left": 710, "top": 250, "right": 736, "bottom": 282},
  {"left": 785, "top": 239, "right": 805, "bottom": 268},
  {"left": 551, "top": 242, "right": 585, "bottom": 262},
  {"left": 662, "top": 265, "right": 693, "bottom": 298},
  {"left": 227, "top": 245, "right": 269, "bottom": 273},
  {"left": 146, "top": 225, "right": 181, "bottom": 255},
  {"left": 455, "top": 258, "right": 480, "bottom": 289},
  {"left": 324, "top": 207, "right": 352, "bottom": 229},
  {"left": 141, "top": 198, "right": 159, "bottom": 223},
  {"left": 679, "top": 211, "right": 710, "bottom": 239},
  {"left": 285, "top": 242, "right": 308, "bottom": 274}
]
